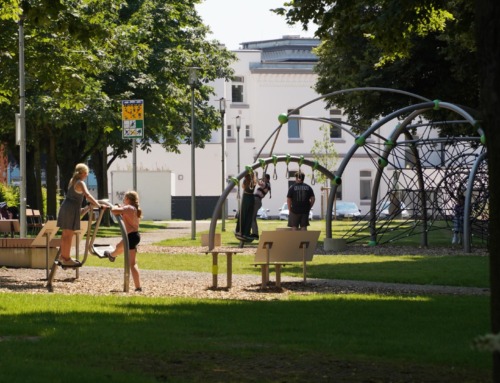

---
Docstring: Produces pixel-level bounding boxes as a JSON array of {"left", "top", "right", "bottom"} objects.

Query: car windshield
[{"left": 335, "top": 202, "right": 357, "bottom": 210}]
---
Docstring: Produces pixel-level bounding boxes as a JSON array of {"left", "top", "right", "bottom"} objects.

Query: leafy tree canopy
[{"left": 274, "top": 0, "right": 478, "bottom": 130}]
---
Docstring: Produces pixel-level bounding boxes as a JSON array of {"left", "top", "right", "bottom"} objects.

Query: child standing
[{"left": 105, "top": 191, "right": 143, "bottom": 291}]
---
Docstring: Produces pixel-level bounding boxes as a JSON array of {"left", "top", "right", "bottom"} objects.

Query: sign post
[{"left": 122, "top": 100, "right": 144, "bottom": 191}]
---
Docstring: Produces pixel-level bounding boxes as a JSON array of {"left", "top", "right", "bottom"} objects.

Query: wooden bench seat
[{"left": 254, "top": 231, "right": 320, "bottom": 288}]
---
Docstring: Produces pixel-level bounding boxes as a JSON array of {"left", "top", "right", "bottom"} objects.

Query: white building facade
[{"left": 108, "top": 36, "right": 384, "bottom": 220}]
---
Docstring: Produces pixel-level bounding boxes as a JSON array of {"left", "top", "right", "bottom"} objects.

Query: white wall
[
  {"left": 106, "top": 44, "right": 402, "bottom": 220},
  {"left": 110, "top": 170, "right": 172, "bottom": 220}
]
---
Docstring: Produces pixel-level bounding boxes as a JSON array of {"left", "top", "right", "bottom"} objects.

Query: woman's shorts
[{"left": 127, "top": 232, "right": 141, "bottom": 249}]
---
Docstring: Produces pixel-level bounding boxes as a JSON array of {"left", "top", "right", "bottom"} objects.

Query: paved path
[
  {"left": 90, "top": 220, "right": 212, "bottom": 245},
  {"left": 140, "top": 221, "right": 211, "bottom": 244}
]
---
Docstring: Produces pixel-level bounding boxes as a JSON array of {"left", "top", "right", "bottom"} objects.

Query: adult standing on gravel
[
  {"left": 57, "top": 163, "right": 105, "bottom": 267},
  {"left": 286, "top": 171, "right": 315, "bottom": 231}
]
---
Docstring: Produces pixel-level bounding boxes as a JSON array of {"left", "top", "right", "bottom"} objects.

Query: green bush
[{"left": 0, "top": 183, "right": 20, "bottom": 207}]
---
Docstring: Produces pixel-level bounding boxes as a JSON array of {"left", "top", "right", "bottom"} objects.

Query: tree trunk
[
  {"left": 46, "top": 129, "right": 58, "bottom": 220},
  {"left": 476, "top": 0, "right": 500, "bottom": 380},
  {"left": 26, "top": 149, "right": 37, "bottom": 210},
  {"left": 91, "top": 149, "right": 111, "bottom": 226},
  {"left": 33, "top": 140, "right": 43, "bottom": 217}
]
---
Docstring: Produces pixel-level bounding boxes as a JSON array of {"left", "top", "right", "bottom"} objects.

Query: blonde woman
[
  {"left": 105, "top": 191, "right": 143, "bottom": 292},
  {"left": 56, "top": 163, "right": 104, "bottom": 267}
]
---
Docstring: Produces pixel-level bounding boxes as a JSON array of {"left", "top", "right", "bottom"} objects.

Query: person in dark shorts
[
  {"left": 57, "top": 163, "right": 105, "bottom": 267},
  {"left": 105, "top": 191, "right": 143, "bottom": 292},
  {"left": 286, "top": 171, "right": 315, "bottom": 230}
]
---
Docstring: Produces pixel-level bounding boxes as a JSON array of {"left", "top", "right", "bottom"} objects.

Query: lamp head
[
  {"left": 219, "top": 98, "right": 226, "bottom": 112},
  {"left": 188, "top": 67, "right": 200, "bottom": 86}
]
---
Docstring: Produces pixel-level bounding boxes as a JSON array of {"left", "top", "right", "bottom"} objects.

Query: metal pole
[
  {"left": 236, "top": 116, "right": 241, "bottom": 174},
  {"left": 220, "top": 98, "right": 226, "bottom": 231},
  {"left": 18, "top": 18, "right": 27, "bottom": 238},
  {"left": 190, "top": 85, "right": 196, "bottom": 240},
  {"left": 132, "top": 139, "right": 137, "bottom": 191}
]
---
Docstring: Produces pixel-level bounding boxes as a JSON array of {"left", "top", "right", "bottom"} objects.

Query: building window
[
  {"left": 360, "top": 170, "right": 372, "bottom": 200},
  {"left": 227, "top": 124, "right": 233, "bottom": 138},
  {"left": 287, "top": 109, "right": 300, "bottom": 139},
  {"left": 231, "top": 76, "right": 244, "bottom": 103},
  {"left": 330, "top": 118, "right": 342, "bottom": 139},
  {"left": 245, "top": 125, "right": 252, "bottom": 138},
  {"left": 330, "top": 110, "right": 342, "bottom": 139}
]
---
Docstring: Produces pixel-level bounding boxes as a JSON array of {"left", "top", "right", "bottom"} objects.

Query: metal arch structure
[
  {"left": 326, "top": 100, "right": 487, "bottom": 251},
  {"left": 208, "top": 156, "right": 334, "bottom": 250},
  {"left": 253, "top": 87, "right": 432, "bottom": 161},
  {"left": 463, "top": 152, "right": 489, "bottom": 252},
  {"left": 207, "top": 87, "right": 488, "bottom": 252}
]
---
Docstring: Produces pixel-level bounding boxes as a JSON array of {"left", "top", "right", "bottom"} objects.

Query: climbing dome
[
  {"left": 327, "top": 100, "right": 488, "bottom": 251},
  {"left": 208, "top": 88, "right": 488, "bottom": 253}
]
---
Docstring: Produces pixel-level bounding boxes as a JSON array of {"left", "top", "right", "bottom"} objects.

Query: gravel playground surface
[{"left": 0, "top": 221, "right": 489, "bottom": 300}]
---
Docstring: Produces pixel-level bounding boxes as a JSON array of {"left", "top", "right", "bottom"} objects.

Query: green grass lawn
[
  {"left": 0, "top": 219, "right": 491, "bottom": 382},
  {"left": 0, "top": 293, "right": 490, "bottom": 382}
]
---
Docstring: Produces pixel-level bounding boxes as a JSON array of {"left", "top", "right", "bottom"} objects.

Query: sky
[{"left": 196, "top": 0, "right": 316, "bottom": 50}]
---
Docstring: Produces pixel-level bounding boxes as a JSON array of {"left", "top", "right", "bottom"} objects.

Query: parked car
[
  {"left": 332, "top": 201, "right": 361, "bottom": 220},
  {"left": 380, "top": 201, "right": 410, "bottom": 219},
  {"left": 279, "top": 202, "right": 313, "bottom": 221},
  {"left": 257, "top": 207, "right": 270, "bottom": 220}
]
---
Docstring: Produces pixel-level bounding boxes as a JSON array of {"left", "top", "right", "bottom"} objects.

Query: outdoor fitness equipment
[
  {"left": 210, "top": 156, "right": 334, "bottom": 249},
  {"left": 46, "top": 200, "right": 131, "bottom": 292}
]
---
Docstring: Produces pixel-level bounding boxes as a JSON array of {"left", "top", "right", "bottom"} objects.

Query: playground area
[{"left": 0, "top": 220, "right": 488, "bottom": 299}]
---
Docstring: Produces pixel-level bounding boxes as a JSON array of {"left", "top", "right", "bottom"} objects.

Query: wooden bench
[
  {"left": 0, "top": 219, "right": 20, "bottom": 238},
  {"left": 0, "top": 221, "right": 59, "bottom": 278},
  {"left": 200, "top": 248, "right": 244, "bottom": 289},
  {"left": 253, "top": 230, "right": 320, "bottom": 288}
]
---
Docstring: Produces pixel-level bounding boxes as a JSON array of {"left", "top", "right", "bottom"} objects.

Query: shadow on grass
[{"left": 0, "top": 294, "right": 490, "bottom": 382}]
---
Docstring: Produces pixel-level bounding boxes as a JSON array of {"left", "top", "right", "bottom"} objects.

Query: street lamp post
[
  {"left": 188, "top": 67, "right": 199, "bottom": 240},
  {"left": 219, "top": 98, "right": 226, "bottom": 231},
  {"left": 236, "top": 116, "right": 241, "bottom": 175},
  {"left": 18, "top": 16, "right": 27, "bottom": 238}
]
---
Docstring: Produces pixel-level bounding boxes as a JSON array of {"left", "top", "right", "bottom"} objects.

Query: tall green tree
[
  {"left": 277, "top": 0, "right": 477, "bottom": 129},
  {"left": 476, "top": 1, "right": 500, "bottom": 380},
  {"left": 0, "top": 0, "right": 235, "bottom": 219},
  {"left": 276, "top": 0, "right": 500, "bottom": 379}
]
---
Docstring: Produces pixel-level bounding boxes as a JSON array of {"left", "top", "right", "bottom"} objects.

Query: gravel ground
[{"left": 0, "top": 221, "right": 489, "bottom": 300}]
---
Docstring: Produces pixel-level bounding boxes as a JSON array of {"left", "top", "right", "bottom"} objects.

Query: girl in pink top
[{"left": 105, "top": 191, "right": 143, "bottom": 291}]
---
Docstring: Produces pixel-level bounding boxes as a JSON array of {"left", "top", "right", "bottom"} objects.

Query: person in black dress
[
  {"left": 57, "top": 163, "right": 105, "bottom": 266},
  {"left": 235, "top": 172, "right": 256, "bottom": 241}
]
